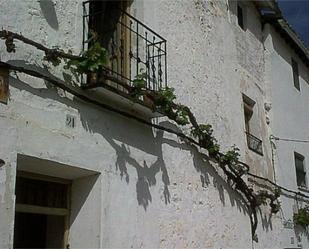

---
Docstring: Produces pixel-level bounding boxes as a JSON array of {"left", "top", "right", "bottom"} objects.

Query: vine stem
[
  {"left": 0, "top": 61, "right": 199, "bottom": 147},
  {"left": 0, "top": 30, "right": 80, "bottom": 60},
  {"left": 1, "top": 60, "right": 260, "bottom": 239}
]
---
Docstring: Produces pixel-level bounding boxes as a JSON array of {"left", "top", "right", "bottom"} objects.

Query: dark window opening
[
  {"left": 87, "top": 0, "right": 129, "bottom": 90},
  {"left": 89, "top": 1, "right": 124, "bottom": 48},
  {"left": 237, "top": 4, "right": 245, "bottom": 30},
  {"left": 243, "top": 94, "right": 255, "bottom": 135},
  {"left": 292, "top": 58, "right": 300, "bottom": 91},
  {"left": 242, "top": 94, "right": 263, "bottom": 155},
  {"left": 295, "top": 152, "right": 306, "bottom": 188},
  {"left": 244, "top": 101, "right": 253, "bottom": 134},
  {"left": 15, "top": 177, "right": 68, "bottom": 208}
]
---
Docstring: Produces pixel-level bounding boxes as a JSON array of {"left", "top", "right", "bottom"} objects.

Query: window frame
[
  {"left": 0, "top": 67, "right": 9, "bottom": 104},
  {"left": 242, "top": 94, "right": 263, "bottom": 156},
  {"left": 242, "top": 94, "right": 255, "bottom": 134},
  {"left": 243, "top": 101, "right": 253, "bottom": 134},
  {"left": 292, "top": 58, "right": 300, "bottom": 91},
  {"left": 294, "top": 152, "right": 306, "bottom": 189}
]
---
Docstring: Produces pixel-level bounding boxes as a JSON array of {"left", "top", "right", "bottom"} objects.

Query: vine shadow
[
  {"left": 158, "top": 121, "right": 249, "bottom": 214},
  {"left": 294, "top": 225, "right": 309, "bottom": 245},
  {"left": 79, "top": 104, "right": 249, "bottom": 216},
  {"left": 248, "top": 178, "right": 275, "bottom": 231},
  {"left": 7, "top": 60, "right": 77, "bottom": 107},
  {"left": 39, "top": 0, "right": 59, "bottom": 30},
  {"left": 8, "top": 60, "right": 250, "bottom": 219}
]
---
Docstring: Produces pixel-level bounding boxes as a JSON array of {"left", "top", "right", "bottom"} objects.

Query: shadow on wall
[
  {"left": 80, "top": 109, "right": 172, "bottom": 210},
  {"left": 292, "top": 195, "right": 309, "bottom": 244},
  {"left": 39, "top": 0, "right": 59, "bottom": 30},
  {"left": 11, "top": 61, "right": 253, "bottom": 226},
  {"left": 294, "top": 224, "right": 309, "bottom": 244},
  {"left": 79, "top": 103, "right": 249, "bottom": 214},
  {"left": 8, "top": 60, "right": 74, "bottom": 108},
  {"left": 70, "top": 174, "right": 99, "bottom": 225},
  {"left": 271, "top": 29, "right": 309, "bottom": 85}
]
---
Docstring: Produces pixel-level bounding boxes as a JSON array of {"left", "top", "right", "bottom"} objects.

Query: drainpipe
[{"left": 269, "top": 135, "right": 277, "bottom": 184}]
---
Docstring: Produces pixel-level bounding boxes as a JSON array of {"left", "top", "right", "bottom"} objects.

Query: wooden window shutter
[{"left": 0, "top": 67, "right": 9, "bottom": 104}]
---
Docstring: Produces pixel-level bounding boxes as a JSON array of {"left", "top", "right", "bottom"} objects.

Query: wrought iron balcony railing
[
  {"left": 82, "top": 1, "right": 167, "bottom": 94},
  {"left": 246, "top": 132, "right": 263, "bottom": 156}
]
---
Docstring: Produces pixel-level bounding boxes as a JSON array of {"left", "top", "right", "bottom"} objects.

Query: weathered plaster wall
[
  {"left": 229, "top": 0, "right": 273, "bottom": 181},
  {"left": 0, "top": 117, "right": 17, "bottom": 248},
  {"left": 0, "top": 0, "right": 287, "bottom": 248}
]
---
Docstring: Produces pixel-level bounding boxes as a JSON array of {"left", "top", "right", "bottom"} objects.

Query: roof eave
[{"left": 253, "top": 0, "right": 309, "bottom": 67}]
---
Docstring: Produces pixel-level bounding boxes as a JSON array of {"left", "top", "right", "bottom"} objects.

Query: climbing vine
[
  {"left": 65, "top": 42, "right": 108, "bottom": 73},
  {"left": 0, "top": 29, "right": 281, "bottom": 242},
  {"left": 294, "top": 206, "right": 309, "bottom": 228}
]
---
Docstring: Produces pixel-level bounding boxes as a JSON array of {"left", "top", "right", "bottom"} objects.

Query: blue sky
[{"left": 278, "top": 1, "right": 309, "bottom": 47}]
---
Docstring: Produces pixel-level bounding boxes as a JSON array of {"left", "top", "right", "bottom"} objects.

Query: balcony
[
  {"left": 82, "top": 1, "right": 167, "bottom": 101},
  {"left": 246, "top": 132, "right": 263, "bottom": 156}
]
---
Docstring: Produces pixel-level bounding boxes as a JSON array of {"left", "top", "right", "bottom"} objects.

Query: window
[
  {"left": 237, "top": 4, "right": 245, "bottom": 30},
  {"left": 14, "top": 172, "right": 70, "bottom": 249},
  {"left": 242, "top": 94, "right": 263, "bottom": 155},
  {"left": 82, "top": 0, "right": 167, "bottom": 94},
  {"left": 0, "top": 66, "right": 9, "bottom": 104},
  {"left": 295, "top": 152, "right": 306, "bottom": 188},
  {"left": 243, "top": 96, "right": 254, "bottom": 134},
  {"left": 88, "top": 0, "right": 129, "bottom": 89},
  {"left": 292, "top": 58, "right": 300, "bottom": 91}
]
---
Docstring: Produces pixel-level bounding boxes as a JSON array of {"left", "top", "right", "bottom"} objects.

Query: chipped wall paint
[{"left": 0, "top": 0, "right": 307, "bottom": 248}]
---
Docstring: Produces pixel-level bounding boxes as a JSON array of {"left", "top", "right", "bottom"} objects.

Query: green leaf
[
  {"left": 65, "top": 42, "right": 108, "bottom": 73},
  {"left": 294, "top": 206, "right": 309, "bottom": 228}
]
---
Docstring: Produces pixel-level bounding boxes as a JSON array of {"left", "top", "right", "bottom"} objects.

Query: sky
[{"left": 278, "top": 0, "right": 309, "bottom": 47}]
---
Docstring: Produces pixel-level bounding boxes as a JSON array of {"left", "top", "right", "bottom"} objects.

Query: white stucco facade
[
  {"left": 263, "top": 23, "right": 309, "bottom": 249},
  {"left": 0, "top": 0, "right": 308, "bottom": 249}
]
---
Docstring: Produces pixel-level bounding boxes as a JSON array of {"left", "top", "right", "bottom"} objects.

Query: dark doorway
[
  {"left": 13, "top": 213, "right": 65, "bottom": 249},
  {"left": 14, "top": 213, "right": 46, "bottom": 248},
  {"left": 89, "top": 0, "right": 126, "bottom": 48},
  {"left": 87, "top": 0, "right": 130, "bottom": 89}
]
